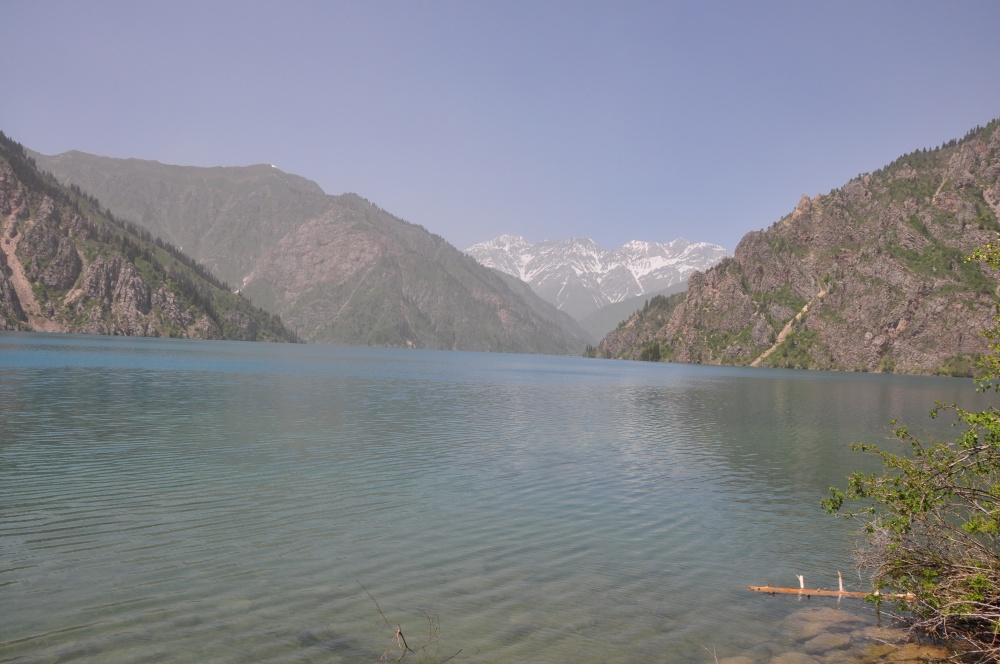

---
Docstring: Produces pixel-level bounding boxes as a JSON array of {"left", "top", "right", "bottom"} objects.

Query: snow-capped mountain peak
[{"left": 466, "top": 236, "right": 727, "bottom": 320}]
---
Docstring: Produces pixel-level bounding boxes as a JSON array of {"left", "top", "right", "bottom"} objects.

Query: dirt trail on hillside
[
  {"left": 1, "top": 216, "right": 65, "bottom": 332},
  {"left": 750, "top": 288, "right": 826, "bottom": 367}
]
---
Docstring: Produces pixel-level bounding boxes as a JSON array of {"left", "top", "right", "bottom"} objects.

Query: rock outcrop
[{"left": 599, "top": 120, "right": 1000, "bottom": 375}]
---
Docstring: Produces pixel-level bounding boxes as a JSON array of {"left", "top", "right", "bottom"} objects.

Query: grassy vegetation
[
  {"left": 763, "top": 328, "right": 819, "bottom": 369},
  {"left": 936, "top": 354, "right": 979, "bottom": 378},
  {"left": 887, "top": 240, "right": 969, "bottom": 281},
  {"left": 752, "top": 283, "right": 808, "bottom": 332}
]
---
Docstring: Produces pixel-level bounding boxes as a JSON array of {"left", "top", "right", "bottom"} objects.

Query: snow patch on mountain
[{"left": 466, "top": 236, "right": 728, "bottom": 320}]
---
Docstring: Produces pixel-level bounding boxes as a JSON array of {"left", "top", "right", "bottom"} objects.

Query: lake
[{"left": 0, "top": 333, "right": 992, "bottom": 663}]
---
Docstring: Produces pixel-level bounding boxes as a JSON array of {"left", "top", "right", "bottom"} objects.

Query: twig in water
[
  {"left": 358, "top": 579, "right": 415, "bottom": 662},
  {"left": 358, "top": 580, "right": 447, "bottom": 662}
]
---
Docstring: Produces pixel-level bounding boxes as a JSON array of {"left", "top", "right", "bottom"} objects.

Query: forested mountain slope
[
  {"left": 0, "top": 133, "right": 296, "bottom": 341},
  {"left": 28, "top": 150, "right": 329, "bottom": 287},
  {"left": 599, "top": 120, "right": 1000, "bottom": 375},
  {"left": 32, "top": 150, "right": 590, "bottom": 352}
]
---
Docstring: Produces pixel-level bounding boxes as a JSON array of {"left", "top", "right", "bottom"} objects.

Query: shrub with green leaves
[{"left": 823, "top": 241, "right": 1000, "bottom": 662}]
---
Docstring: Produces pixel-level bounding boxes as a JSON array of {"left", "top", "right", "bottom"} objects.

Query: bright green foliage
[{"left": 823, "top": 243, "right": 1000, "bottom": 661}]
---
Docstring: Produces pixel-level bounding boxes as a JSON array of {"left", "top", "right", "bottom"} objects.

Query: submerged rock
[
  {"left": 781, "top": 606, "right": 868, "bottom": 641},
  {"left": 770, "top": 652, "right": 818, "bottom": 663},
  {"left": 803, "top": 631, "right": 852, "bottom": 653}
]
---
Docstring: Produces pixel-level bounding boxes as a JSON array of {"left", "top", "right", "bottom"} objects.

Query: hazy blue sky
[{"left": 4, "top": 1, "right": 999, "bottom": 252}]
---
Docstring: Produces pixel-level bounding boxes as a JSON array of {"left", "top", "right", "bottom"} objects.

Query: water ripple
[{"left": 2, "top": 337, "right": 993, "bottom": 662}]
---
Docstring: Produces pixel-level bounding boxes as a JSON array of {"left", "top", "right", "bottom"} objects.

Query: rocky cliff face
[
  {"left": 32, "top": 150, "right": 591, "bottom": 353},
  {"left": 0, "top": 133, "right": 296, "bottom": 341},
  {"left": 599, "top": 120, "right": 1000, "bottom": 375}
]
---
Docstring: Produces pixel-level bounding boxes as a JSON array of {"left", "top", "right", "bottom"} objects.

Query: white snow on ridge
[{"left": 465, "top": 235, "right": 728, "bottom": 320}]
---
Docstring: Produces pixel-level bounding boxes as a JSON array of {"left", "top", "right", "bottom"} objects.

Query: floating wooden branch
[
  {"left": 748, "top": 584, "right": 872, "bottom": 598},
  {"left": 748, "top": 571, "right": 915, "bottom": 600}
]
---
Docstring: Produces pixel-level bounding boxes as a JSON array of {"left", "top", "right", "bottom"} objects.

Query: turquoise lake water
[{"left": 0, "top": 333, "right": 993, "bottom": 663}]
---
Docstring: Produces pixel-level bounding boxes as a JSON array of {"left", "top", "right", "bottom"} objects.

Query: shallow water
[{"left": 0, "top": 333, "right": 991, "bottom": 662}]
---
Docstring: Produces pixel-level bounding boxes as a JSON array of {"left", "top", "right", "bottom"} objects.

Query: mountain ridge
[
  {"left": 0, "top": 133, "right": 297, "bottom": 341},
  {"left": 597, "top": 119, "right": 1000, "bottom": 375},
  {"left": 465, "top": 234, "right": 727, "bottom": 322},
  {"left": 27, "top": 150, "right": 332, "bottom": 287},
  {"left": 31, "top": 149, "right": 591, "bottom": 353}
]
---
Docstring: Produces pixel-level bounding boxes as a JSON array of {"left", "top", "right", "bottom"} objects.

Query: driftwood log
[{"left": 748, "top": 572, "right": 914, "bottom": 600}]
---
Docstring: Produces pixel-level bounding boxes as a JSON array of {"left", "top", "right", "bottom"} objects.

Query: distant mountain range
[
  {"left": 22, "top": 117, "right": 1000, "bottom": 374},
  {"left": 30, "top": 149, "right": 591, "bottom": 353},
  {"left": 598, "top": 119, "right": 1000, "bottom": 375},
  {"left": 466, "top": 235, "right": 727, "bottom": 326}
]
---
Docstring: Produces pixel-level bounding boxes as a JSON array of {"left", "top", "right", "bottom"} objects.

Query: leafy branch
[{"left": 823, "top": 242, "right": 1000, "bottom": 662}]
